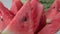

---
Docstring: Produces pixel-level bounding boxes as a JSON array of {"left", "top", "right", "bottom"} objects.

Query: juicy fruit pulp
[
  {"left": 0, "top": 0, "right": 60, "bottom": 34},
  {"left": 1, "top": 0, "right": 46, "bottom": 34}
]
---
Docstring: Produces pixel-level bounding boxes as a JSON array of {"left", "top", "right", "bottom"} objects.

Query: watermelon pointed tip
[
  {"left": 1, "top": 30, "right": 11, "bottom": 34},
  {"left": 1, "top": 27, "right": 9, "bottom": 34}
]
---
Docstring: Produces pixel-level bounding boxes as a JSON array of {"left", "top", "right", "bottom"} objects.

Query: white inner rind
[{"left": 55, "top": 29, "right": 60, "bottom": 34}]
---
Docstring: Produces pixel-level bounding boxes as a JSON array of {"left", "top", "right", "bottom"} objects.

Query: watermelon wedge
[
  {"left": 31, "top": 0, "right": 46, "bottom": 33},
  {"left": 2, "top": 0, "right": 34, "bottom": 34},
  {"left": 46, "top": 0, "right": 59, "bottom": 23},
  {"left": 38, "top": 12, "right": 60, "bottom": 34},
  {"left": 0, "top": 1, "right": 14, "bottom": 32}
]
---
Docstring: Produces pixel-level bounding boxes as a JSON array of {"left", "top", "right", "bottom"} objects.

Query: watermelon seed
[
  {"left": 22, "top": 16, "right": 27, "bottom": 22},
  {"left": 0, "top": 16, "right": 3, "bottom": 21}
]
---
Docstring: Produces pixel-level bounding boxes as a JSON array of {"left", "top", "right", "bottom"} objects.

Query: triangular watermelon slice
[
  {"left": 38, "top": 0, "right": 60, "bottom": 34},
  {"left": 31, "top": 0, "right": 46, "bottom": 33},
  {"left": 0, "top": 2, "right": 14, "bottom": 32},
  {"left": 46, "top": 0, "right": 59, "bottom": 23},
  {"left": 2, "top": 0, "right": 34, "bottom": 34},
  {"left": 38, "top": 12, "right": 60, "bottom": 34}
]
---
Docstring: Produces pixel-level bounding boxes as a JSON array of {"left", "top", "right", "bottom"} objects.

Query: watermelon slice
[
  {"left": 46, "top": 0, "right": 59, "bottom": 23},
  {"left": 31, "top": 0, "right": 46, "bottom": 33},
  {"left": 38, "top": 0, "right": 60, "bottom": 34},
  {"left": 38, "top": 12, "right": 60, "bottom": 34},
  {"left": 0, "top": 2, "right": 14, "bottom": 32},
  {"left": 0, "top": 15, "right": 5, "bottom": 32},
  {"left": 2, "top": 0, "right": 34, "bottom": 34},
  {"left": 56, "top": 0, "right": 60, "bottom": 11},
  {"left": 10, "top": 0, "right": 23, "bottom": 15}
]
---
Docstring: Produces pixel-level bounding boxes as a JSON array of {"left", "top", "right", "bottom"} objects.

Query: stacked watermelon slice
[
  {"left": 0, "top": 0, "right": 60, "bottom": 34},
  {"left": 0, "top": 0, "right": 46, "bottom": 34},
  {"left": 38, "top": 0, "right": 60, "bottom": 34}
]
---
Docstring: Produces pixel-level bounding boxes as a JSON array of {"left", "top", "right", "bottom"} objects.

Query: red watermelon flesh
[
  {"left": 35, "top": 14, "right": 46, "bottom": 34},
  {"left": 31, "top": 0, "right": 46, "bottom": 33},
  {"left": 10, "top": 0, "right": 23, "bottom": 15},
  {"left": 0, "top": 15, "right": 6, "bottom": 32},
  {"left": 0, "top": 2, "right": 14, "bottom": 32},
  {"left": 56, "top": 0, "right": 60, "bottom": 12},
  {"left": 38, "top": 13, "right": 60, "bottom": 34},
  {"left": 0, "top": 10, "right": 5, "bottom": 32},
  {"left": 46, "top": 0, "right": 59, "bottom": 23},
  {"left": 2, "top": 0, "right": 34, "bottom": 34},
  {"left": 0, "top": 1, "right": 14, "bottom": 25}
]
